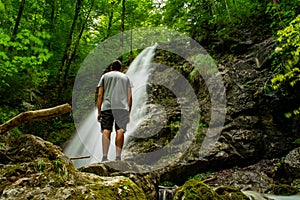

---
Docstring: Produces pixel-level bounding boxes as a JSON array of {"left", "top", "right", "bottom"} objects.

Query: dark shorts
[{"left": 100, "top": 109, "right": 129, "bottom": 132}]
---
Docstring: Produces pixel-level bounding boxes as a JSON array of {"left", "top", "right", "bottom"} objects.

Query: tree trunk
[
  {"left": 0, "top": 103, "right": 72, "bottom": 135},
  {"left": 12, "top": 0, "right": 26, "bottom": 37},
  {"left": 106, "top": 8, "right": 114, "bottom": 38},
  {"left": 121, "top": 0, "right": 126, "bottom": 33},
  {"left": 120, "top": 0, "right": 125, "bottom": 59},
  {"left": 57, "top": 0, "right": 82, "bottom": 84},
  {"left": 62, "top": 0, "right": 95, "bottom": 89},
  {"left": 9, "top": 0, "right": 26, "bottom": 53},
  {"left": 48, "top": 0, "right": 56, "bottom": 49}
]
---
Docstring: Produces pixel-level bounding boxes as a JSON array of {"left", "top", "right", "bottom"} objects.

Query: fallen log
[
  {"left": 0, "top": 103, "right": 72, "bottom": 135},
  {"left": 70, "top": 156, "right": 91, "bottom": 160}
]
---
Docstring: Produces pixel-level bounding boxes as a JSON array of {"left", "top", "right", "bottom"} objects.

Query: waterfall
[
  {"left": 158, "top": 186, "right": 177, "bottom": 200},
  {"left": 64, "top": 45, "right": 157, "bottom": 168}
]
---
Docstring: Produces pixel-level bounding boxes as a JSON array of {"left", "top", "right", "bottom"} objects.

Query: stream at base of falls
[{"left": 157, "top": 186, "right": 300, "bottom": 200}]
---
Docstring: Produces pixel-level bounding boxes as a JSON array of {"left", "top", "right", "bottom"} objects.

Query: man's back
[{"left": 98, "top": 71, "right": 132, "bottom": 111}]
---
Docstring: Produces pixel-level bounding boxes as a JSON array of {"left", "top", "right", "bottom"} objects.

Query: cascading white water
[
  {"left": 125, "top": 43, "right": 157, "bottom": 138},
  {"left": 64, "top": 45, "right": 157, "bottom": 168},
  {"left": 242, "top": 191, "right": 300, "bottom": 200}
]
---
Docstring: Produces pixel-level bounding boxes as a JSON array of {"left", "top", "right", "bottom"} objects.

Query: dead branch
[
  {"left": 202, "top": 176, "right": 217, "bottom": 183},
  {"left": 70, "top": 156, "right": 91, "bottom": 160},
  {"left": 0, "top": 103, "right": 72, "bottom": 135}
]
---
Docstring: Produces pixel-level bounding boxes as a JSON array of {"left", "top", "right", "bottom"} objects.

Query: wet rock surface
[
  {"left": 283, "top": 147, "right": 300, "bottom": 179},
  {"left": 173, "top": 179, "right": 249, "bottom": 200},
  {"left": 123, "top": 37, "right": 300, "bottom": 186},
  {"left": 79, "top": 161, "right": 159, "bottom": 199},
  {"left": 115, "top": 37, "right": 300, "bottom": 199},
  {"left": 0, "top": 134, "right": 147, "bottom": 200}
]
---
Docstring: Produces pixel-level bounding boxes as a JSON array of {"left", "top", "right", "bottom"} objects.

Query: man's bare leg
[
  {"left": 102, "top": 129, "right": 111, "bottom": 161},
  {"left": 115, "top": 129, "right": 124, "bottom": 159}
]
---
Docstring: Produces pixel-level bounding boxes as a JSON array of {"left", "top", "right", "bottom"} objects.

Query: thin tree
[
  {"left": 62, "top": 0, "right": 95, "bottom": 89},
  {"left": 12, "top": 0, "right": 26, "bottom": 37},
  {"left": 58, "top": 0, "right": 82, "bottom": 84},
  {"left": 9, "top": 0, "right": 26, "bottom": 53},
  {"left": 106, "top": 1, "right": 116, "bottom": 38},
  {"left": 120, "top": 0, "right": 125, "bottom": 59}
]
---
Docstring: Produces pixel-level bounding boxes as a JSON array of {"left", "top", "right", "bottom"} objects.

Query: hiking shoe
[{"left": 101, "top": 157, "right": 108, "bottom": 162}]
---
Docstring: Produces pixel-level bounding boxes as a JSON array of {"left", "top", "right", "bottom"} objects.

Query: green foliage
[
  {"left": 160, "top": 0, "right": 264, "bottom": 42},
  {"left": 271, "top": 14, "right": 300, "bottom": 118},
  {"left": 293, "top": 138, "right": 300, "bottom": 146},
  {"left": 266, "top": 1, "right": 300, "bottom": 31},
  {"left": 0, "top": 29, "right": 52, "bottom": 105},
  {"left": 0, "top": 106, "right": 18, "bottom": 124},
  {"left": 46, "top": 122, "right": 75, "bottom": 145},
  {"left": 0, "top": 0, "right": 4, "bottom": 11},
  {"left": 169, "top": 121, "right": 180, "bottom": 133},
  {"left": 0, "top": 106, "right": 23, "bottom": 136},
  {"left": 37, "top": 158, "right": 45, "bottom": 172},
  {"left": 20, "top": 118, "right": 75, "bottom": 146},
  {"left": 160, "top": 180, "right": 176, "bottom": 187},
  {"left": 189, "top": 173, "right": 207, "bottom": 182}
]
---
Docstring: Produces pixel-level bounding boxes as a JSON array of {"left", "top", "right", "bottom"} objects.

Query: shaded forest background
[{"left": 0, "top": 0, "right": 299, "bottom": 146}]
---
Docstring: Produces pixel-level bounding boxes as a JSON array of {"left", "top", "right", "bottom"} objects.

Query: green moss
[
  {"left": 215, "top": 186, "right": 249, "bottom": 200},
  {"left": 174, "top": 179, "right": 223, "bottom": 200},
  {"left": 273, "top": 184, "right": 299, "bottom": 196},
  {"left": 80, "top": 177, "right": 147, "bottom": 200},
  {"left": 87, "top": 185, "right": 118, "bottom": 200},
  {"left": 160, "top": 180, "right": 176, "bottom": 187},
  {"left": 293, "top": 179, "right": 300, "bottom": 189},
  {"left": 113, "top": 178, "right": 147, "bottom": 199},
  {"left": 1, "top": 164, "right": 22, "bottom": 177}
]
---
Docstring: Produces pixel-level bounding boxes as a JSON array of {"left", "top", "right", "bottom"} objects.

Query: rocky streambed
[{"left": 1, "top": 133, "right": 299, "bottom": 199}]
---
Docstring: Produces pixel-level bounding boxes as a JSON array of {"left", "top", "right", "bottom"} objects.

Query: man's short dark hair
[{"left": 111, "top": 60, "right": 122, "bottom": 71}]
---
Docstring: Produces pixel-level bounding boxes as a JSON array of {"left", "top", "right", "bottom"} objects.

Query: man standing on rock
[{"left": 97, "top": 60, "right": 133, "bottom": 161}]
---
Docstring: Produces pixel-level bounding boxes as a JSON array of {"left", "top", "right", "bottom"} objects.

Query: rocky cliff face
[{"left": 122, "top": 37, "right": 300, "bottom": 188}]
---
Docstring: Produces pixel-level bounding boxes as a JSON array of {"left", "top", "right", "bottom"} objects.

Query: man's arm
[
  {"left": 97, "top": 86, "right": 104, "bottom": 122},
  {"left": 127, "top": 87, "right": 132, "bottom": 112},
  {"left": 127, "top": 87, "right": 132, "bottom": 123}
]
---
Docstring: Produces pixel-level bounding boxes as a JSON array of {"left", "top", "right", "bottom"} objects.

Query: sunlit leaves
[
  {"left": 0, "top": 29, "right": 52, "bottom": 93},
  {"left": 266, "top": 1, "right": 299, "bottom": 31},
  {"left": 271, "top": 14, "right": 300, "bottom": 117},
  {"left": 0, "top": 0, "right": 4, "bottom": 12}
]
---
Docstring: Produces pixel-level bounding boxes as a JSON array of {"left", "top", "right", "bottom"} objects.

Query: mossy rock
[
  {"left": 292, "top": 179, "right": 300, "bottom": 191},
  {"left": 272, "top": 184, "right": 299, "bottom": 196},
  {"left": 80, "top": 162, "right": 159, "bottom": 199},
  {"left": 214, "top": 186, "right": 249, "bottom": 200},
  {"left": 0, "top": 134, "right": 147, "bottom": 199},
  {"left": 1, "top": 173, "right": 147, "bottom": 199},
  {"left": 173, "top": 179, "right": 223, "bottom": 200}
]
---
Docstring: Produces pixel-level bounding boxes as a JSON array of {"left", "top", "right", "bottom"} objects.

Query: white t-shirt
[{"left": 97, "top": 71, "right": 133, "bottom": 111}]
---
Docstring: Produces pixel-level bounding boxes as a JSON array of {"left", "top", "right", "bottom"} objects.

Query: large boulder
[
  {"left": 284, "top": 147, "right": 300, "bottom": 179},
  {"left": 78, "top": 161, "right": 159, "bottom": 199},
  {"left": 0, "top": 134, "right": 147, "bottom": 199}
]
